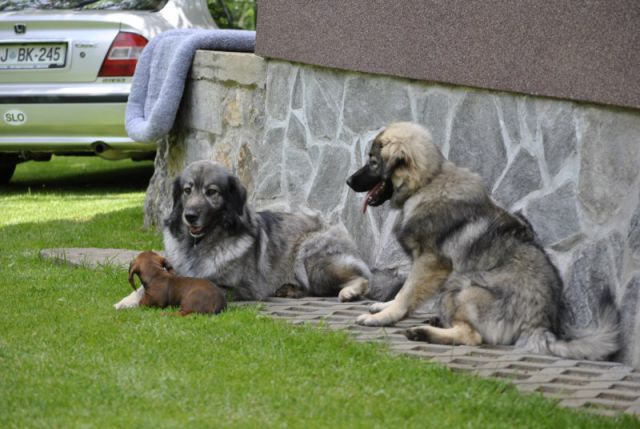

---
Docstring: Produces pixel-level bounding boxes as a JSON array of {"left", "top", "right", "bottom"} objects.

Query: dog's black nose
[
  {"left": 184, "top": 213, "right": 198, "bottom": 224},
  {"left": 346, "top": 176, "right": 353, "bottom": 188}
]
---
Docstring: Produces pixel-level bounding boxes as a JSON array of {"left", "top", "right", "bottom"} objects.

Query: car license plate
[{"left": 0, "top": 43, "right": 67, "bottom": 70}]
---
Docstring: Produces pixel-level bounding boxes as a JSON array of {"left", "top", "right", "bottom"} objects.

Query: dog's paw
[
  {"left": 114, "top": 288, "right": 144, "bottom": 310},
  {"left": 404, "top": 326, "right": 432, "bottom": 342},
  {"left": 369, "top": 301, "right": 392, "bottom": 314},
  {"left": 113, "top": 300, "right": 139, "bottom": 310},
  {"left": 274, "top": 283, "right": 307, "bottom": 299},
  {"left": 356, "top": 312, "right": 397, "bottom": 327},
  {"left": 113, "top": 295, "right": 140, "bottom": 310},
  {"left": 338, "top": 278, "right": 368, "bottom": 302},
  {"left": 356, "top": 313, "right": 379, "bottom": 326},
  {"left": 421, "top": 315, "right": 442, "bottom": 327},
  {"left": 338, "top": 286, "right": 363, "bottom": 302}
]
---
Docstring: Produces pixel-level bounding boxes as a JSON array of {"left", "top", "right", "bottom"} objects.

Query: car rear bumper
[
  {"left": 0, "top": 82, "right": 156, "bottom": 159},
  {"left": 0, "top": 101, "right": 129, "bottom": 137}
]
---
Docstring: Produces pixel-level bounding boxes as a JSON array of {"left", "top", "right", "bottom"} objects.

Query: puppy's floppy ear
[
  {"left": 226, "top": 175, "right": 247, "bottom": 216},
  {"left": 160, "top": 256, "right": 176, "bottom": 275},
  {"left": 128, "top": 260, "right": 142, "bottom": 291}
]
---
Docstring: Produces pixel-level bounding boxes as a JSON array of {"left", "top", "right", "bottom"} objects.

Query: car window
[{"left": 0, "top": 0, "right": 169, "bottom": 11}]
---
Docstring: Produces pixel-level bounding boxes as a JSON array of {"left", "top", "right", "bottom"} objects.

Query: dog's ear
[
  {"left": 165, "top": 176, "right": 184, "bottom": 234},
  {"left": 382, "top": 147, "right": 407, "bottom": 180},
  {"left": 222, "top": 175, "right": 248, "bottom": 232},
  {"left": 171, "top": 176, "right": 182, "bottom": 205},
  {"left": 128, "top": 260, "right": 142, "bottom": 291},
  {"left": 227, "top": 175, "right": 247, "bottom": 216}
]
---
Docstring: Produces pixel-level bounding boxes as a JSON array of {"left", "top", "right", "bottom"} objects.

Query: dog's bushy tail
[
  {"left": 547, "top": 302, "right": 620, "bottom": 361},
  {"left": 523, "top": 293, "right": 620, "bottom": 361}
]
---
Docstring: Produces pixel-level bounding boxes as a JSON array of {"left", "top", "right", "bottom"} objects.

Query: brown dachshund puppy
[{"left": 128, "top": 251, "right": 226, "bottom": 316}]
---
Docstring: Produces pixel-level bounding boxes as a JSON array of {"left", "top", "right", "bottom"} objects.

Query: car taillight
[{"left": 98, "top": 32, "right": 148, "bottom": 77}]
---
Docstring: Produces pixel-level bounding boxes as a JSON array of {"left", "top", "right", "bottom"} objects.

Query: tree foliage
[{"left": 208, "top": 0, "right": 256, "bottom": 30}]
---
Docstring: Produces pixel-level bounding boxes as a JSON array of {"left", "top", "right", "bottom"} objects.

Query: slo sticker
[{"left": 4, "top": 110, "right": 27, "bottom": 126}]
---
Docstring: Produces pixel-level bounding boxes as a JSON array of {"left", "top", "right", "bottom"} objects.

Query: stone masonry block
[
  {"left": 494, "top": 148, "right": 543, "bottom": 208},
  {"left": 448, "top": 92, "right": 507, "bottom": 189},
  {"left": 303, "top": 68, "right": 345, "bottom": 139},
  {"left": 578, "top": 108, "right": 640, "bottom": 225},
  {"left": 343, "top": 75, "right": 412, "bottom": 133},
  {"left": 525, "top": 182, "right": 581, "bottom": 247},
  {"left": 191, "top": 50, "right": 266, "bottom": 87}
]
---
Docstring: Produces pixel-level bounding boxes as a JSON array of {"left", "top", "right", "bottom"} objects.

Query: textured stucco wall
[
  {"left": 255, "top": 0, "right": 640, "bottom": 110},
  {"left": 145, "top": 50, "right": 640, "bottom": 367}
]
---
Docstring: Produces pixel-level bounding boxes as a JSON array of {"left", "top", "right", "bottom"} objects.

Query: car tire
[{"left": 0, "top": 156, "right": 18, "bottom": 184}]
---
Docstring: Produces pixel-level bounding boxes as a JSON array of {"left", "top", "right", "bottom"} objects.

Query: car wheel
[{"left": 0, "top": 156, "right": 18, "bottom": 184}]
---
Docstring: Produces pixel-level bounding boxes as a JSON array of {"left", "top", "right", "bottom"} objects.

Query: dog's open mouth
[
  {"left": 362, "top": 179, "right": 393, "bottom": 212},
  {"left": 188, "top": 225, "right": 206, "bottom": 238}
]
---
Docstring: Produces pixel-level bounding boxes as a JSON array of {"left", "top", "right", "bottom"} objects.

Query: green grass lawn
[{"left": 0, "top": 157, "right": 636, "bottom": 428}]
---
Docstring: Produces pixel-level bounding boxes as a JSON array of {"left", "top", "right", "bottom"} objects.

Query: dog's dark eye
[
  {"left": 205, "top": 188, "right": 219, "bottom": 197},
  {"left": 183, "top": 187, "right": 192, "bottom": 195}
]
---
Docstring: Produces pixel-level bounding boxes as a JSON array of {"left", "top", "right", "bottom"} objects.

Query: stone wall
[{"left": 144, "top": 50, "right": 640, "bottom": 367}]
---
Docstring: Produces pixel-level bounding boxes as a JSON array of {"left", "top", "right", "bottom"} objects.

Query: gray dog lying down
[
  {"left": 346, "top": 121, "right": 620, "bottom": 361},
  {"left": 115, "top": 160, "right": 402, "bottom": 309}
]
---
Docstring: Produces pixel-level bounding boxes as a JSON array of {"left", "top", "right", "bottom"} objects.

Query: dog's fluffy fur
[
  {"left": 128, "top": 251, "right": 226, "bottom": 315},
  {"left": 346, "top": 122, "right": 620, "bottom": 361},
  {"left": 115, "top": 161, "right": 395, "bottom": 309}
]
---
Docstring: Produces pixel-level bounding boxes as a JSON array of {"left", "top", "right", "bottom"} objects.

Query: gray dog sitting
[{"left": 346, "top": 122, "right": 619, "bottom": 361}]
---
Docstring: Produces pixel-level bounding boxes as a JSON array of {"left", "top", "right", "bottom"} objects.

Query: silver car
[{"left": 0, "top": 0, "right": 216, "bottom": 183}]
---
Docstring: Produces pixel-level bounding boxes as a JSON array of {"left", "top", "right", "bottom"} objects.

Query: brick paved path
[{"left": 42, "top": 248, "right": 640, "bottom": 418}]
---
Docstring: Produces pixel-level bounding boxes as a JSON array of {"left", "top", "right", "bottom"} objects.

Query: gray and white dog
[
  {"left": 346, "top": 122, "right": 620, "bottom": 361},
  {"left": 115, "top": 160, "right": 399, "bottom": 308}
]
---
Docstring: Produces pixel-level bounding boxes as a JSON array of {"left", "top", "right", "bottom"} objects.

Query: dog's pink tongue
[{"left": 362, "top": 181, "right": 383, "bottom": 213}]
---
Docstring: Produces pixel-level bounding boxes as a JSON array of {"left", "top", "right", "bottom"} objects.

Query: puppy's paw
[
  {"left": 369, "top": 301, "right": 392, "bottom": 314},
  {"left": 404, "top": 326, "right": 432, "bottom": 342}
]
